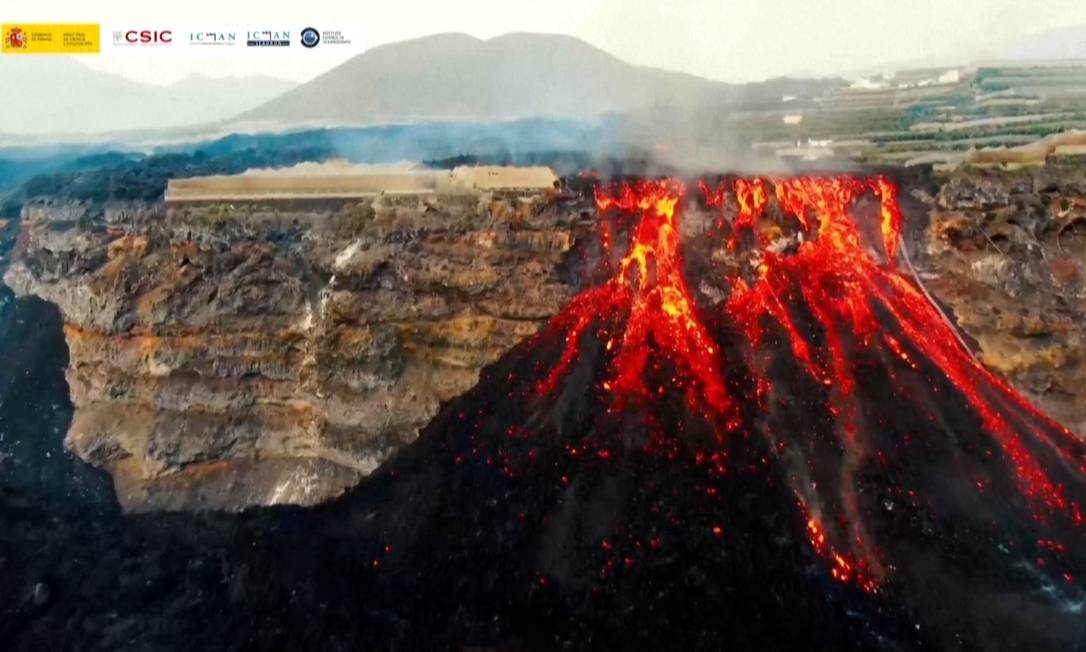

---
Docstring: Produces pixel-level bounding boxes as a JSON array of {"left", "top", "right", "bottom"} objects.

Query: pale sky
[{"left": 4, "top": 0, "right": 1086, "bottom": 85}]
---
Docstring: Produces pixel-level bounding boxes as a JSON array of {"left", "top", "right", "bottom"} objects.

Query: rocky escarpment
[
  {"left": 6, "top": 165, "right": 1086, "bottom": 513},
  {"left": 918, "top": 163, "right": 1086, "bottom": 435},
  {"left": 4, "top": 192, "right": 589, "bottom": 511}
]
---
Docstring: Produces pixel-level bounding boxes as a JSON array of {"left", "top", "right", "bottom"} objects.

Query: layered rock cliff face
[
  {"left": 4, "top": 193, "right": 588, "bottom": 511},
  {"left": 6, "top": 166, "right": 1086, "bottom": 513},
  {"left": 918, "top": 164, "right": 1086, "bottom": 436}
]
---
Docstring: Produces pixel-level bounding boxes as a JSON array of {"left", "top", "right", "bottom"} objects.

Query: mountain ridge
[
  {"left": 237, "top": 32, "right": 754, "bottom": 126},
  {"left": 0, "top": 57, "right": 294, "bottom": 135}
]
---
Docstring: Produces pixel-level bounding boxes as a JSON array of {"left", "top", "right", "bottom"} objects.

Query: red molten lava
[
  {"left": 537, "top": 179, "right": 734, "bottom": 427},
  {"left": 724, "top": 175, "right": 1085, "bottom": 589},
  {"left": 534, "top": 174, "right": 1085, "bottom": 593},
  {"left": 730, "top": 176, "right": 1084, "bottom": 510}
]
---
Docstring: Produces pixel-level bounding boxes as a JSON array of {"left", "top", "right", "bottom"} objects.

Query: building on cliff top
[{"left": 164, "top": 162, "right": 559, "bottom": 205}]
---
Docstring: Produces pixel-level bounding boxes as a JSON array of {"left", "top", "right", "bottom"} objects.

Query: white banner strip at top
[{"left": 102, "top": 25, "right": 359, "bottom": 53}]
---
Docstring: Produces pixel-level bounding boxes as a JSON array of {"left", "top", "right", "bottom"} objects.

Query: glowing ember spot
[
  {"left": 883, "top": 334, "right": 917, "bottom": 369},
  {"left": 799, "top": 500, "right": 878, "bottom": 593},
  {"left": 537, "top": 180, "right": 734, "bottom": 425}
]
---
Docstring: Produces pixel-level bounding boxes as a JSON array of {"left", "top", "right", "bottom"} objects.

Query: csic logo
[
  {"left": 300, "top": 27, "right": 320, "bottom": 48},
  {"left": 113, "top": 29, "right": 172, "bottom": 46},
  {"left": 3, "top": 26, "right": 28, "bottom": 49}
]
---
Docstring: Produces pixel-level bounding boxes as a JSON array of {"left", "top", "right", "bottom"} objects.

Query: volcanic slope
[{"left": 3, "top": 177, "right": 1086, "bottom": 651}]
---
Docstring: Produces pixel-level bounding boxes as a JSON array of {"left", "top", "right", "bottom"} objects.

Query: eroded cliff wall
[
  {"left": 920, "top": 164, "right": 1086, "bottom": 435},
  {"left": 4, "top": 193, "right": 588, "bottom": 511},
  {"left": 6, "top": 166, "right": 1086, "bottom": 513}
]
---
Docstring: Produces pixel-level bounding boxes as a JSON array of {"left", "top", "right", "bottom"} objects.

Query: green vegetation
[{"left": 748, "top": 64, "right": 1086, "bottom": 166}]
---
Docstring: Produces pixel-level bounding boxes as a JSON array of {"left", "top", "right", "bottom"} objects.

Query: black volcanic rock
[
  {"left": 1, "top": 176, "right": 1085, "bottom": 651},
  {"left": 3, "top": 290, "right": 1083, "bottom": 649}
]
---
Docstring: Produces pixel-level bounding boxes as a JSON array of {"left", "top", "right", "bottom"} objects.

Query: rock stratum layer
[
  {"left": 919, "top": 163, "right": 1086, "bottom": 435},
  {"left": 5, "top": 165, "right": 1086, "bottom": 513},
  {"left": 4, "top": 191, "right": 586, "bottom": 511}
]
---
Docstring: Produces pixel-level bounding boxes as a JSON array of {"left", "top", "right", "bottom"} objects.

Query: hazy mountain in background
[
  {"left": 0, "top": 57, "right": 294, "bottom": 135},
  {"left": 983, "top": 24, "right": 1086, "bottom": 61},
  {"left": 238, "top": 32, "right": 762, "bottom": 126}
]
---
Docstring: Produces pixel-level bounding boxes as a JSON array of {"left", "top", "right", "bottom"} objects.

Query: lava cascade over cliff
[
  {"left": 292, "top": 173, "right": 1086, "bottom": 649},
  {"left": 5, "top": 174, "right": 1086, "bottom": 651},
  {"left": 524, "top": 175, "right": 1086, "bottom": 593}
]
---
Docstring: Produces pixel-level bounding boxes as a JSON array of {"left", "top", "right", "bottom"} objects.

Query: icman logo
[
  {"left": 4, "top": 26, "right": 28, "bottom": 49},
  {"left": 188, "top": 32, "right": 237, "bottom": 45}
]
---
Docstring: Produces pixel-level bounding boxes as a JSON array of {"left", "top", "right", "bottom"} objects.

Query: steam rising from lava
[{"left": 532, "top": 174, "right": 1086, "bottom": 594}]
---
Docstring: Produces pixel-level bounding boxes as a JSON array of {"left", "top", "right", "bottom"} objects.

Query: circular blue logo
[{"left": 300, "top": 27, "right": 320, "bottom": 48}]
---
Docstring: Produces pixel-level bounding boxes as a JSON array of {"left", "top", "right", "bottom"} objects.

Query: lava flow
[
  {"left": 722, "top": 175, "right": 1086, "bottom": 591},
  {"left": 525, "top": 174, "right": 1086, "bottom": 597},
  {"left": 293, "top": 173, "right": 1086, "bottom": 649},
  {"left": 10, "top": 180, "right": 1086, "bottom": 650},
  {"left": 537, "top": 179, "right": 734, "bottom": 428},
  {"left": 48, "top": 170, "right": 1068, "bottom": 647}
]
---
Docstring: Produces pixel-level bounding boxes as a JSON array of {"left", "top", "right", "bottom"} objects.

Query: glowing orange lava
[
  {"left": 537, "top": 180, "right": 734, "bottom": 428},
  {"left": 535, "top": 174, "right": 1085, "bottom": 593},
  {"left": 725, "top": 174, "right": 1085, "bottom": 588}
]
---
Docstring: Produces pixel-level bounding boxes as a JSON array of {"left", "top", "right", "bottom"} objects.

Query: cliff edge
[{"left": 3, "top": 172, "right": 586, "bottom": 511}]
